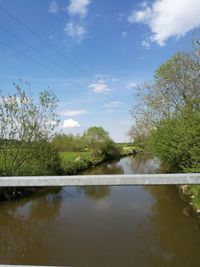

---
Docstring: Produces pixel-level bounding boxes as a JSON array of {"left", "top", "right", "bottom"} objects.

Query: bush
[{"left": 147, "top": 104, "right": 200, "bottom": 173}]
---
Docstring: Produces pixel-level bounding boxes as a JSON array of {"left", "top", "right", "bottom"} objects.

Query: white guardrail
[{"left": 0, "top": 173, "right": 200, "bottom": 187}]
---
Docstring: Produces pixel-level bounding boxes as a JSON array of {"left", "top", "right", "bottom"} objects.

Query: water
[{"left": 0, "top": 154, "right": 200, "bottom": 267}]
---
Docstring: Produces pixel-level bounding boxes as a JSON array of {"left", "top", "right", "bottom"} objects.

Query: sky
[{"left": 0, "top": 0, "right": 200, "bottom": 142}]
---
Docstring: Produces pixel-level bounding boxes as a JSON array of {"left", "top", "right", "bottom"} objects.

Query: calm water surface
[{"left": 0, "top": 154, "right": 200, "bottom": 267}]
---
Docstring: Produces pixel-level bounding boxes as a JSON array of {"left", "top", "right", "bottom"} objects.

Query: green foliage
[
  {"left": 131, "top": 46, "right": 200, "bottom": 210},
  {"left": 12, "top": 141, "right": 62, "bottom": 176},
  {"left": 83, "top": 126, "right": 121, "bottom": 159},
  {"left": 52, "top": 133, "right": 85, "bottom": 152},
  {"left": 101, "top": 139, "right": 122, "bottom": 159},
  {"left": 60, "top": 151, "right": 93, "bottom": 174},
  {"left": 0, "top": 82, "right": 61, "bottom": 176},
  {"left": 58, "top": 128, "right": 123, "bottom": 174},
  {"left": 83, "top": 126, "right": 110, "bottom": 157},
  {"left": 186, "top": 185, "right": 200, "bottom": 209},
  {"left": 121, "top": 145, "right": 136, "bottom": 156}
]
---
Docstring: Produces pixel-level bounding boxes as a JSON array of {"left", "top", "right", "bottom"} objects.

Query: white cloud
[
  {"left": 128, "top": 0, "right": 200, "bottom": 46},
  {"left": 64, "top": 21, "right": 87, "bottom": 41},
  {"left": 63, "top": 119, "right": 80, "bottom": 128},
  {"left": 142, "top": 40, "right": 150, "bottom": 49},
  {"left": 48, "top": 0, "right": 58, "bottom": 13},
  {"left": 89, "top": 80, "right": 111, "bottom": 94},
  {"left": 65, "top": 0, "right": 92, "bottom": 42},
  {"left": 127, "top": 82, "right": 137, "bottom": 89},
  {"left": 105, "top": 101, "right": 123, "bottom": 108},
  {"left": 60, "top": 109, "right": 88, "bottom": 116},
  {"left": 68, "top": 0, "right": 91, "bottom": 18}
]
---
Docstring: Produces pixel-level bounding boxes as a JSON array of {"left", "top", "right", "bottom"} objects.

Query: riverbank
[
  {"left": 60, "top": 151, "right": 104, "bottom": 174},
  {"left": 179, "top": 185, "right": 200, "bottom": 214},
  {"left": 60, "top": 146, "right": 136, "bottom": 175}
]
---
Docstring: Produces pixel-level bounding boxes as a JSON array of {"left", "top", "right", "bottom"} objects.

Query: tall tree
[{"left": 0, "top": 82, "right": 60, "bottom": 176}]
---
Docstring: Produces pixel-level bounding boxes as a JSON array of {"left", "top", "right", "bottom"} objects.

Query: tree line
[
  {"left": 129, "top": 42, "right": 200, "bottom": 208},
  {"left": 130, "top": 44, "right": 200, "bottom": 173},
  {"left": 0, "top": 83, "right": 121, "bottom": 179}
]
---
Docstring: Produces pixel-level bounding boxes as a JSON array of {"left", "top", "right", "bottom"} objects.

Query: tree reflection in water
[
  {"left": 0, "top": 187, "right": 63, "bottom": 265},
  {"left": 81, "top": 186, "right": 110, "bottom": 200},
  {"left": 132, "top": 185, "right": 200, "bottom": 267},
  {"left": 79, "top": 161, "right": 125, "bottom": 200}
]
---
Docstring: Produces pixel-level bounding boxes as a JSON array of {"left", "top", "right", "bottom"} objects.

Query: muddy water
[{"left": 0, "top": 154, "right": 200, "bottom": 267}]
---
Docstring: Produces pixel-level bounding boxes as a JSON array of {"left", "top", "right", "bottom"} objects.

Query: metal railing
[{"left": 0, "top": 173, "right": 200, "bottom": 187}]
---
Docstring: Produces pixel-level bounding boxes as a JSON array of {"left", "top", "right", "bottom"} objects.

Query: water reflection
[
  {"left": 82, "top": 154, "right": 160, "bottom": 176},
  {"left": 82, "top": 161, "right": 124, "bottom": 175},
  {"left": 144, "top": 186, "right": 200, "bottom": 267},
  {"left": 0, "top": 155, "right": 200, "bottom": 266},
  {"left": 81, "top": 186, "right": 111, "bottom": 200},
  {"left": 79, "top": 154, "right": 159, "bottom": 201},
  {"left": 0, "top": 187, "right": 63, "bottom": 265}
]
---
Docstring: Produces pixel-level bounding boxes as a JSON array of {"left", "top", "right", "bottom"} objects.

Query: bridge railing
[{"left": 0, "top": 173, "right": 200, "bottom": 187}]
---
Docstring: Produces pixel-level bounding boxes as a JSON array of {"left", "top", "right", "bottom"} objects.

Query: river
[{"left": 0, "top": 154, "right": 200, "bottom": 267}]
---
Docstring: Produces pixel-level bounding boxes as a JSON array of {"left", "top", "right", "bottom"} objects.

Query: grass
[
  {"left": 60, "top": 151, "right": 102, "bottom": 174},
  {"left": 59, "top": 144, "right": 137, "bottom": 174},
  {"left": 185, "top": 185, "right": 200, "bottom": 211},
  {"left": 60, "top": 151, "right": 92, "bottom": 163},
  {"left": 120, "top": 145, "right": 136, "bottom": 156}
]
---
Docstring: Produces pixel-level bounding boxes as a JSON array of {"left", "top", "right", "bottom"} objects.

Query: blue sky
[{"left": 0, "top": 0, "right": 199, "bottom": 141}]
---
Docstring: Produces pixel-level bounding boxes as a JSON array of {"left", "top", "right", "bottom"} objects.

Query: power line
[
  {"left": 0, "top": 4, "right": 91, "bottom": 78},
  {"left": 0, "top": 38, "right": 84, "bottom": 90},
  {"left": 0, "top": 4, "right": 131, "bottom": 108},
  {"left": 0, "top": 24, "right": 88, "bottom": 83}
]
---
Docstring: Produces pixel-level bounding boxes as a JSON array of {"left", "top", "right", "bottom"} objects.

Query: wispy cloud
[
  {"left": 65, "top": 0, "right": 92, "bottom": 41},
  {"left": 63, "top": 119, "right": 80, "bottom": 128},
  {"left": 89, "top": 80, "right": 111, "bottom": 94},
  {"left": 127, "top": 82, "right": 137, "bottom": 89},
  {"left": 128, "top": 0, "right": 200, "bottom": 47},
  {"left": 142, "top": 40, "right": 150, "bottom": 49},
  {"left": 60, "top": 109, "right": 88, "bottom": 116},
  {"left": 67, "top": 0, "right": 91, "bottom": 18},
  {"left": 64, "top": 21, "right": 87, "bottom": 41},
  {"left": 48, "top": 0, "right": 58, "bottom": 14}
]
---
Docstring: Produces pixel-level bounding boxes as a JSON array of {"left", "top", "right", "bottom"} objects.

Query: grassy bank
[
  {"left": 60, "top": 145, "right": 137, "bottom": 174},
  {"left": 180, "top": 185, "right": 200, "bottom": 213},
  {"left": 60, "top": 151, "right": 104, "bottom": 174},
  {"left": 120, "top": 144, "right": 137, "bottom": 156}
]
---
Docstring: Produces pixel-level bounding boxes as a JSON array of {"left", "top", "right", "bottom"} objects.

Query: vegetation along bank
[
  {"left": 0, "top": 85, "right": 135, "bottom": 200},
  {"left": 129, "top": 43, "right": 200, "bottom": 211}
]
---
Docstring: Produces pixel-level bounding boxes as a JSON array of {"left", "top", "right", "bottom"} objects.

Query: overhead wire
[
  {"left": 0, "top": 4, "right": 91, "bottom": 78},
  {"left": 0, "top": 39, "right": 81, "bottom": 88},
  {"left": 0, "top": 4, "right": 132, "bottom": 109}
]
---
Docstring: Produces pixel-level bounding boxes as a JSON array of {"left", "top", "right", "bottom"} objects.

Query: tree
[
  {"left": 131, "top": 51, "right": 200, "bottom": 131},
  {"left": 52, "top": 133, "right": 85, "bottom": 152},
  {"left": 148, "top": 103, "right": 200, "bottom": 173},
  {"left": 83, "top": 126, "right": 121, "bottom": 159},
  {"left": 130, "top": 48, "right": 200, "bottom": 172},
  {"left": 0, "top": 82, "right": 61, "bottom": 176}
]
